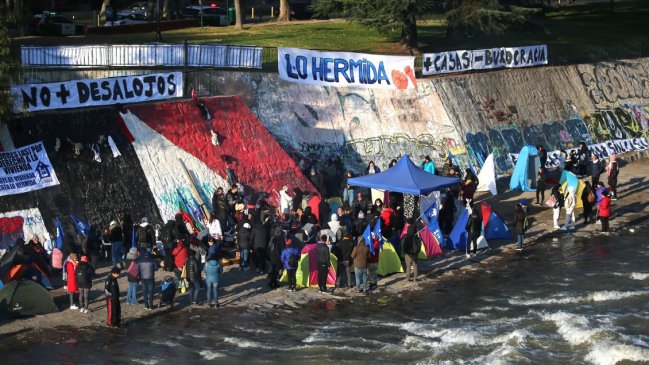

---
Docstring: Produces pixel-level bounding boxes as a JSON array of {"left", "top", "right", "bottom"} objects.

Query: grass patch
[{"left": 13, "top": 0, "right": 649, "bottom": 65}]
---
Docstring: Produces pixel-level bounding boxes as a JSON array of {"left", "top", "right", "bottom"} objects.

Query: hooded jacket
[
  {"left": 203, "top": 259, "right": 222, "bottom": 282},
  {"left": 138, "top": 253, "right": 157, "bottom": 280}
]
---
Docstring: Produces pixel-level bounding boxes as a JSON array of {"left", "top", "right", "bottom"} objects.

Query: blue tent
[
  {"left": 347, "top": 155, "right": 460, "bottom": 195},
  {"left": 448, "top": 209, "right": 469, "bottom": 250},
  {"left": 480, "top": 202, "right": 512, "bottom": 240},
  {"left": 509, "top": 145, "right": 540, "bottom": 192}
]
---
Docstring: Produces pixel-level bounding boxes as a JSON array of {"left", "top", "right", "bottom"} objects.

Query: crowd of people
[{"left": 7, "top": 145, "right": 622, "bottom": 328}]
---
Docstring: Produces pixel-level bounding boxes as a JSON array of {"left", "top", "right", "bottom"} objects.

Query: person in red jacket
[
  {"left": 65, "top": 253, "right": 79, "bottom": 310},
  {"left": 172, "top": 240, "right": 189, "bottom": 283},
  {"left": 598, "top": 190, "right": 612, "bottom": 233}
]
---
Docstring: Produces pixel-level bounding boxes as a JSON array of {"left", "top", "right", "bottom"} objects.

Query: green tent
[
  {"left": 0, "top": 280, "right": 58, "bottom": 318},
  {"left": 377, "top": 242, "right": 404, "bottom": 276}
]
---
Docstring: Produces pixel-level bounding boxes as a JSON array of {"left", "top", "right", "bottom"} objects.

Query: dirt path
[{"left": 2, "top": 153, "right": 648, "bottom": 335}]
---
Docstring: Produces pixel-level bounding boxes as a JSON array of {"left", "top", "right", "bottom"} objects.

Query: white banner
[
  {"left": 11, "top": 72, "right": 183, "bottom": 112},
  {"left": 422, "top": 45, "right": 548, "bottom": 76},
  {"left": 278, "top": 47, "right": 416, "bottom": 89},
  {"left": 0, "top": 142, "right": 60, "bottom": 197}
]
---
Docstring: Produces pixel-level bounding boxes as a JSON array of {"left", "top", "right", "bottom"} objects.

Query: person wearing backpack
[
  {"left": 136, "top": 217, "right": 156, "bottom": 253},
  {"left": 402, "top": 221, "right": 421, "bottom": 282},
  {"left": 281, "top": 239, "right": 300, "bottom": 292},
  {"left": 185, "top": 250, "right": 201, "bottom": 305},
  {"left": 125, "top": 247, "right": 140, "bottom": 305},
  {"left": 581, "top": 181, "right": 595, "bottom": 224},
  {"left": 333, "top": 232, "right": 354, "bottom": 289},
  {"left": 138, "top": 250, "right": 157, "bottom": 310},
  {"left": 76, "top": 255, "right": 95, "bottom": 313},
  {"left": 160, "top": 219, "right": 177, "bottom": 272}
]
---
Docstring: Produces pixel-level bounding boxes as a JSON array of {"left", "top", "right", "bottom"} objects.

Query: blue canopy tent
[
  {"left": 347, "top": 155, "right": 460, "bottom": 195},
  {"left": 509, "top": 145, "right": 540, "bottom": 192}
]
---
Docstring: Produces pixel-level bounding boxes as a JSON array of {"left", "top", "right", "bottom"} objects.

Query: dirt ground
[{"left": 2, "top": 152, "right": 648, "bottom": 335}]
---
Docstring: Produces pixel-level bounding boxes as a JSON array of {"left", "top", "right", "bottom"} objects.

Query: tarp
[
  {"left": 0, "top": 280, "right": 58, "bottom": 318},
  {"left": 347, "top": 155, "right": 460, "bottom": 195},
  {"left": 327, "top": 197, "right": 342, "bottom": 215},
  {"left": 448, "top": 209, "right": 469, "bottom": 250},
  {"left": 417, "top": 224, "right": 444, "bottom": 259},
  {"left": 480, "top": 202, "right": 512, "bottom": 240},
  {"left": 377, "top": 242, "right": 404, "bottom": 276},
  {"left": 280, "top": 243, "right": 337, "bottom": 288},
  {"left": 307, "top": 195, "right": 322, "bottom": 224},
  {"left": 509, "top": 145, "right": 539, "bottom": 192},
  {"left": 477, "top": 153, "right": 498, "bottom": 195},
  {"left": 559, "top": 170, "right": 586, "bottom": 209}
]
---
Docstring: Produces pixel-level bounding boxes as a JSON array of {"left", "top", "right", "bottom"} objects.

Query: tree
[
  {"left": 311, "top": 0, "right": 436, "bottom": 54},
  {"left": 234, "top": 0, "right": 242, "bottom": 28},
  {"left": 278, "top": 0, "right": 290, "bottom": 21}
]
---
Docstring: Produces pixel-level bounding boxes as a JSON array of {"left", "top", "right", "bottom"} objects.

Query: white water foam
[
  {"left": 199, "top": 350, "right": 225, "bottom": 360},
  {"left": 223, "top": 337, "right": 266, "bottom": 349},
  {"left": 630, "top": 272, "right": 649, "bottom": 280},
  {"left": 510, "top": 289, "right": 649, "bottom": 306},
  {"left": 150, "top": 340, "right": 180, "bottom": 347},
  {"left": 132, "top": 359, "right": 159, "bottom": 365},
  {"left": 542, "top": 312, "right": 603, "bottom": 345},
  {"left": 585, "top": 341, "right": 649, "bottom": 365}
]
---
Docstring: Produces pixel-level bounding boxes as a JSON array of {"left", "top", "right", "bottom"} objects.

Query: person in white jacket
[
  {"left": 562, "top": 186, "right": 576, "bottom": 231},
  {"left": 279, "top": 185, "right": 293, "bottom": 216}
]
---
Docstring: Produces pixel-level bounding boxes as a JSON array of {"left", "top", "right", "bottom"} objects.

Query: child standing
[
  {"left": 65, "top": 253, "right": 79, "bottom": 310},
  {"left": 599, "top": 190, "right": 612, "bottom": 233},
  {"left": 105, "top": 267, "right": 121, "bottom": 328},
  {"left": 281, "top": 239, "right": 300, "bottom": 292}
]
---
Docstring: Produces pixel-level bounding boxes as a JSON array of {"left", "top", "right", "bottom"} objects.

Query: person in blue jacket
[
  {"left": 420, "top": 155, "right": 436, "bottom": 175},
  {"left": 281, "top": 239, "right": 300, "bottom": 292},
  {"left": 203, "top": 251, "right": 222, "bottom": 308}
]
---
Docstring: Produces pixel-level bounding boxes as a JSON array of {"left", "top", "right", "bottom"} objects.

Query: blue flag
[
  {"left": 363, "top": 224, "right": 374, "bottom": 255},
  {"left": 192, "top": 196, "right": 204, "bottom": 223},
  {"left": 423, "top": 201, "right": 446, "bottom": 247},
  {"left": 55, "top": 217, "right": 64, "bottom": 249},
  {"left": 69, "top": 215, "right": 90, "bottom": 237},
  {"left": 373, "top": 218, "right": 384, "bottom": 251}
]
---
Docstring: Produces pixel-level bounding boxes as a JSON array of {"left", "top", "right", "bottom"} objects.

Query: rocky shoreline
[{"left": 2, "top": 157, "right": 649, "bottom": 337}]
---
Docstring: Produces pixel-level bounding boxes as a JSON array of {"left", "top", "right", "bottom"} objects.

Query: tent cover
[
  {"left": 377, "top": 242, "right": 404, "bottom": 276},
  {"left": 481, "top": 202, "right": 512, "bottom": 240},
  {"left": 280, "top": 243, "right": 338, "bottom": 288},
  {"left": 417, "top": 223, "right": 444, "bottom": 259},
  {"left": 559, "top": 170, "right": 586, "bottom": 209},
  {"left": 477, "top": 153, "right": 498, "bottom": 195},
  {"left": 509, "top": 145, "right": 540, "bottom": 192},
  {"left": 347, "top": 155, "right": 460, "bottom": 195},
  {"left": 0, "top": 280, "right": 58, "bottom": 318}
]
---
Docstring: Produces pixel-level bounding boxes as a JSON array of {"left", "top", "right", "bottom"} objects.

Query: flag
[
  {"left": 176, "top": 190, "right": 204, "bottom": 231},
  {"left": 55, "top": 217, "right": 64, "bottom": 249},
  {"left": 447, "top": 148, "right": 461, "bottom": 170},
  {"left": 373, "top": 218, "right": 384, "bottom": 251},
  {"left": 69, "top": 215, "right": 89, "bottom": 237},
  {"left": 422, "top": 201, "right": 445, "bottom": 247},
  {"left": 191, "top": 196, "right": 204, "bottom": 223},
  {"left": 362, "top": 224, "right": 374, "bottom": 255}
]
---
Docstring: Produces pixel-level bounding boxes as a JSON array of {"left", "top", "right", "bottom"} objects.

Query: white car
[{"left": 104, "top": 13, "right": 148, "bottom": 26}]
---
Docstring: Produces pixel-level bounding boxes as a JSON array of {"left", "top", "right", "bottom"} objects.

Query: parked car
[
  {"left": 117, "top": 2, "right": 149, "bottom": 19},
  {"left": 104, "top": 13, "right": 148, "bottom": 26},
  {"left": 181, "top": 5, "right": 227, "bottom": 26},
  {"left": 33, "top": 11, "right": 86, "bottom": 36}
]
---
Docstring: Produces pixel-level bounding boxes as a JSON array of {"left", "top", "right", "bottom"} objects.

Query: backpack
[
  {"left": 158, "top": 220, "right": 176, "bottom": 245},
  {"left": 138, "top": 226, "right": 154, "bottom": 248},
  {"left": 75, "top": 263, "right": 90, "bottom": 284},
  {"left": 587, "top": 190, "right": 596, "bottom": 204},
  {"left": 127, "top": 260, "right": 140, "bottom": 281},
  {"left": 51, "top": 247, "right": 63, "bottom": 269},
  {"left": 288, "top": 252, "right": 299, "bottom": 267}
]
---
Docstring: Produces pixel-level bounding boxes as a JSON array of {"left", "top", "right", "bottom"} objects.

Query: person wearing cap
[
  {"left": 125, "top": 247, "right": 140, "bottom": 305},
  {"left": 76, "top": 255, "right": 95, "bottom": 313},
  {"left": 108, "top": 220, "right": 124, "bottom": 268},
  {"left": 136, "top": 217, "right": 155, "bottom": 254},
  {"left": 280, "top": 185, "right": 293, "bottom": 216}
]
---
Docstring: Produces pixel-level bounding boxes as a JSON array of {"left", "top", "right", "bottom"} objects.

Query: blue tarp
[
  {"left": 509, "top": 145, "right": 539, "bottom": 192},
  {"left": 484, "top": 212, "right": 512, "bottom": 240},
  {"left": 448, "top": 209, "right": 469, "bottom": 250},
  {"left": 347, "top": 155, "right": 460, "bottom": 195}
]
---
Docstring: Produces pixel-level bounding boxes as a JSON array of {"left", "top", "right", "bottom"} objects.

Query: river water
[{"left": 3, "top": 226, "right": 649, "bottom": 365}]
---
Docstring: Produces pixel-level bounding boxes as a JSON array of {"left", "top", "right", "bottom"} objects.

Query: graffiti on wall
[
  {"left": 584, "top": 106, "right": 649, "bottom": 143},
  {"left": 0, "top": 208, "right": 49, "bottom": 249},
  {"left": 578, "top": 62, "right": 649, "bottom": 108},
  {"left": 465, "top": 118, "right": 592, "bottom": 171}
]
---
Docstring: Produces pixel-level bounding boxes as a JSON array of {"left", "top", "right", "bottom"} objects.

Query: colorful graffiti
[
  {"left": 0, "top": 208, "right": 49, "bottom": 249},
  {"left": 577, "top": 62, "right": 649, "bottom": 108},
  {"left": 584, "top": 106, "right": 649, "bottom": 143}
]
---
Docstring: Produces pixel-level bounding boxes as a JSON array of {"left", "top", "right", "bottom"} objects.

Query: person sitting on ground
[
  {"left": 351, "top": 237, "right": 370, "bottom": 293},
  {"left": 105, "top": 267, "right": 121, "bottom": 328},
  {"left": 281, "top": 239, "right": 300, "bottom": 292},
  {"left": 598, "top": 190, "right": 612, "bottom": 233},
  {"left": 76, "top": 255, "right": 94, "bottom": 313},
  {"left": 316, "top": 235, "right": 331, "bottom": 294},
  {"left": 513, "top": 203, "right": 527, "bottom": 251}
]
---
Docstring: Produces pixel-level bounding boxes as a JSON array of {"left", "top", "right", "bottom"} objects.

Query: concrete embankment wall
[{"left": 1, "top": 58, "right": 648, "bottom": 240}]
